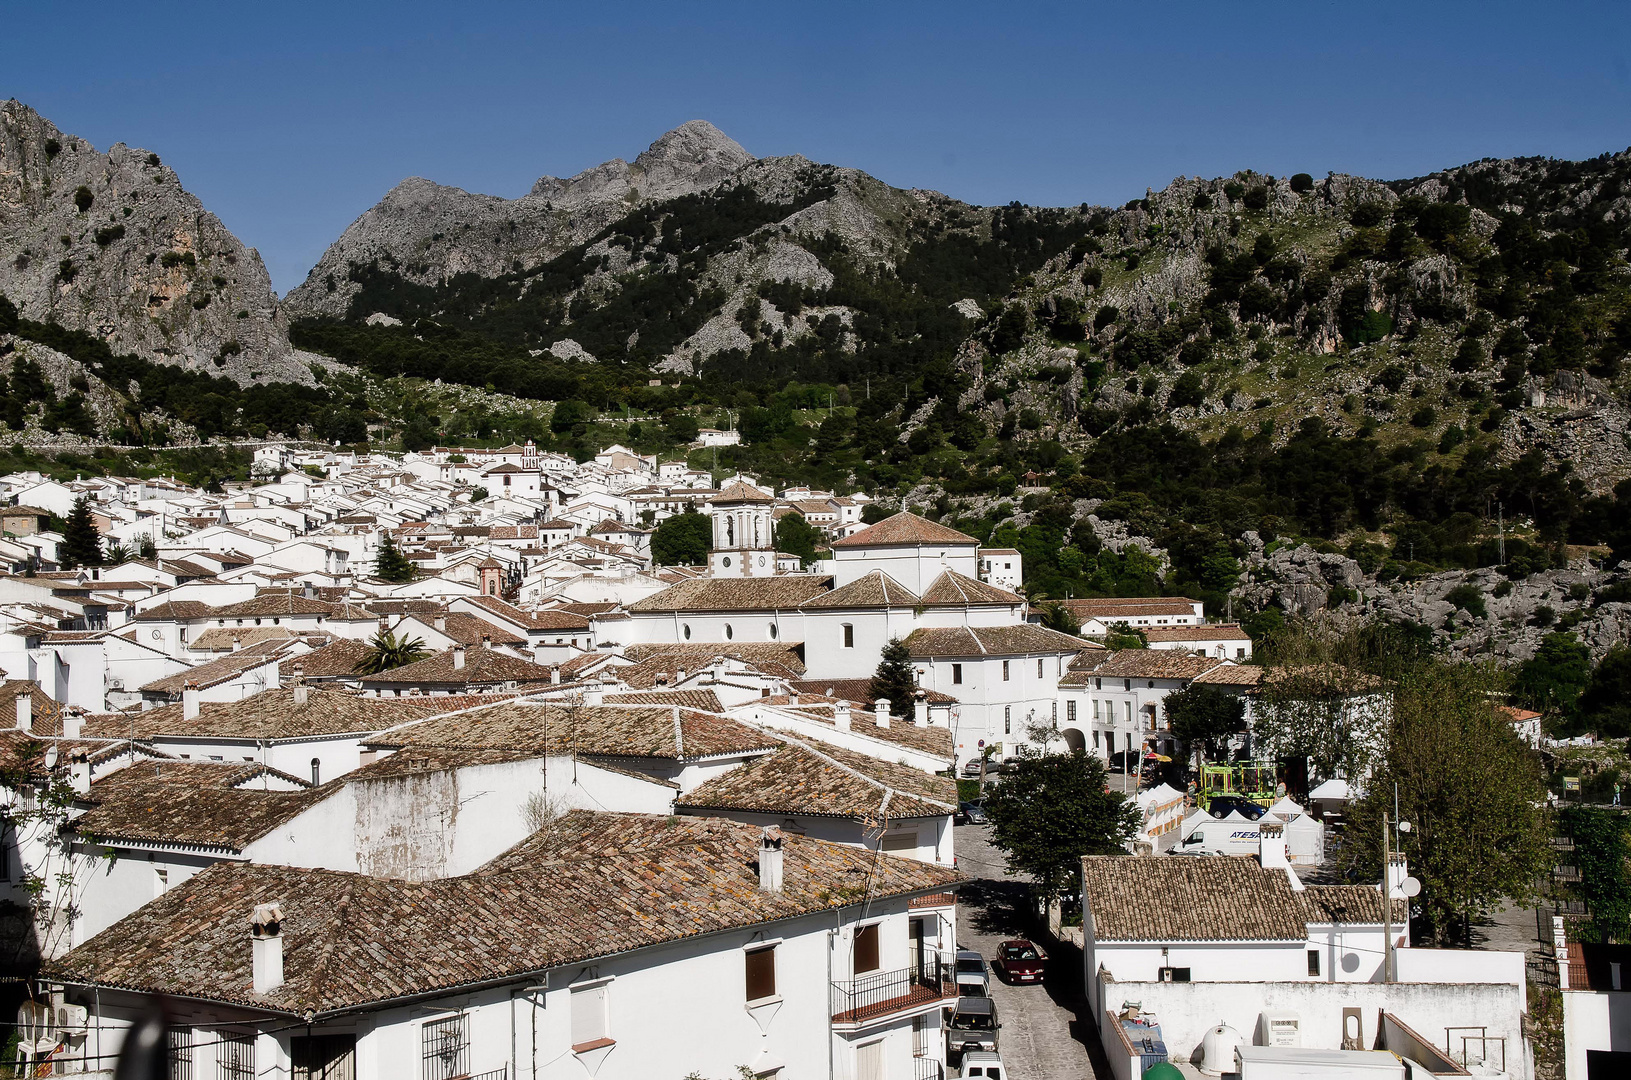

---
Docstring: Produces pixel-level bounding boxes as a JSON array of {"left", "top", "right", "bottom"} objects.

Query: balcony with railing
[{"left": 831, "top": 953, "right": 955, "bottom": 1026}]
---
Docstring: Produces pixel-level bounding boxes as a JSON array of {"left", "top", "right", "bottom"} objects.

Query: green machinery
[{"left": 1197, "top": 760, "right": 1277, "bottom": 811}]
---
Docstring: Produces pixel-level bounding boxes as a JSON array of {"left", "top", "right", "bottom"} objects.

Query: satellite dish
[
  {"left": 1401, "top": 876, "right": 1422, "bottom": 898},
  {"left": 42, "top": 747, "right": 57, "bottom": 770}
]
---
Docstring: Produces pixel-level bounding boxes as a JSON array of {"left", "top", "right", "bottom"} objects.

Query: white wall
[{"left": 1563, "top": 990, "right": 1631, "bottom": 1080}]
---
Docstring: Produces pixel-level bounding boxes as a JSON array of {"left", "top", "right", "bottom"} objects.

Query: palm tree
[
  {"left": 351, "top": 630, "right": 430, "bottom": 675},
  {"left": 103, "top": 541, "right": 130, "bottom": 565}
]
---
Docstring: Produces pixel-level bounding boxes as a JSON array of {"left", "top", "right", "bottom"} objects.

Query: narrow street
[{"left": 953, "top": 823, "right": 1107, "bottom": 1079}]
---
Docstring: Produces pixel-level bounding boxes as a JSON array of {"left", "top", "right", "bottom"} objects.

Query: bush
[
  {"left": 1223, "top": 181, "right": 1246, "bottom": 202},
  {"left": 1168, "top": 371, "right": 1206, "bottom": 410},
  {"left": 94, "top": 224, "right": 125, "bottom": 246},
  {"left": 1080, "top": 266, "right": 1103, "bottom": 290},
  {"left": 160, "top": 250, "right": 196, "bottom": 269},
  {"left": 1093, "top": 305, "right": 1119, "bottom": 330},
  {"left": 1451, "top": 339, "right": 1484, "bottom": 373},
  {"left": 1243, "top": 186, "right": 1270, "bottom": 211},
  {"left": 1124, "top": 252, "right": 1141, "bottom": 271},
  {"left": 1444, "top": 583, "right": 1487, "bottom": 619},
  {"left": 1290, "top": 173, "right": 1315, "bottom": 194},
  {"left": 1410, "top": 405, "right": 1437, "bottom": 428},
  {"left": 73, "top": 186, "right": 93, "bottom": 212},
  {"left": 1350, "top": 203, "right": 1390, "bottom": 228}
]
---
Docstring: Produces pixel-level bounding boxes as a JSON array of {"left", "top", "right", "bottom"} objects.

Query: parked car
[
  {"left": 955, "top": 949, "right": 990, "bottom": 995},
  {"left": 992, "top": 939, "right": 1046, "bottom": 984},
  {"left": 955, "top": 801, "right": 988, "bottom": 825},
  {"left": 960, "top": 758, "right": 990, "bottom": 778},
  {"left": 1205, "top": 795, "right": 1267, "bottom": 820},
  {"left": 959, "top": 1051, "right": 1007, "bottom": 1080},
  {"left": 946, "top": 995, "right": 1000, "bottom": 1056}
]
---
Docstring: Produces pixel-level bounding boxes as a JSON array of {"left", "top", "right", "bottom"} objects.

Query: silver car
[
  {"left": 955, "top": 950, "right": 990, "bottom": 996},
  {"left": 946, "top": 995, "right": 1000, "bottom": 1056}
]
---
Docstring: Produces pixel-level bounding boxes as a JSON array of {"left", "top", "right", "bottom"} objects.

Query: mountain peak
[{"left": 634, "top": 120, "right": 754, "bottom": 173}]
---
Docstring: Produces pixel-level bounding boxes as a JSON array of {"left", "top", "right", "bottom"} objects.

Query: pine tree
[
  {"left": 60, "top": 496, "right": 103, "bottom": 570},
  {"left": 868, "top": 638, "right": 916, "bottom": 717},
  {"left": 374, "top": 533, "right": 416, "bottom": 582}
]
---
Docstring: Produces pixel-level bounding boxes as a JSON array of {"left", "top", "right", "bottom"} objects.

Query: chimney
[
  {"left": 788, "top": 690, "right": 799, "bottom": 707},
  {"left": 14, "top": 691, "right": 30, "bottom": 733},
  {"left": 550, "top": 665, "right": 561, "bottom": 685},
  {"left": 873, "top": 699, "right": 891, "bottom": 729},
  {"left": 434, "top": 614, "right": 447, "bottom": 633},
  {"left": 303, "top": 582, "right": 317, "bottom": 600},
  {"left": 182, "top": 680, "right": 200, "bottom": 721},
  {"left": 452, "top": 645, "right": 465, "bottom": 671},
  {"left": 675, "top": 668, "right": 687, "bottom": 685},
  {"left": 833, "top": 702, "right": 851, "bottom": 731},
  {"left": 61, "top": 707, "right": 83, "bottom": 740},
  {"left": 231, "top": 634, "right": 242, "bottom": 653},
  {"left": 292, "top": 664, "right": 308, "bottom": 707},
  {"left": 481, "top": 634, "right": 491, "bottom": 650},
  {"left": 757, "top": 826, "right": 785, "bottom": 892},
  {"left": 1259, "top": 821, "right": 1302, "bottom": 890},
  {"left": 69, "top": 753, "right": 90, "bottom": 795},
  {"left": 250, "top": 902, "right": 285, "bottom": 994},
  {"left": 913, "top": 689, "right": 929, "bottom": 728}
]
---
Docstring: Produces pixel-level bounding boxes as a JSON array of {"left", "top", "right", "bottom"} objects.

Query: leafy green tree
[
  {"left": 774, "top": 512, "right": 821, "bottom": 566},
  {"left": 1101, "top": 622, "right": 1147, "bottom": 650},
  {"left": 868, "top": 638, "right": 916, "bottom": 717},
  {"left": 1513, "top": 632, "right": 1591, "bottom": 717},
  {"left": 373, "top": 533, "right": 417, "bottom": 582},
  {"left": 60, "top": 496, "right": 103, "bottom": 570},
  {"left": 664, "top": 413, "right": 700, "bottom": 444},
  {"left": 1443, "top": 583, "right": 1486, "bottom": 618},
  {"left": 1165, "top": 684, "right": 1246, "bottom": 762},
  {"left": 0, "top": 293, "right": 17, "bottom": 336},
  {"left": 1345, "top": 663, "right": 1550, "bottom": 945},
  {"left": 984, "top": 750, "right": 1139, "bottom": 900},
  {"left": 860, "top": 503, "right": 891, "bottom": 525},
  {"left": 136, "top": 534, "right": 157, "bottom": 561},
  {"left": 1037, "top": 601, "right": 1080, "bottom": 635},
  {"left": 1577, "top": 647, "right": 1631, "bottom": 737},
  {"left": 1562, "top": 806, "right": 1631, "bottom": 942},
  {"left": 1289, "top": 173, "right": 1315, "bottom": 194},
  {"left": 651, "top": 509, "right": 711, "bottom": 566},
  {"left": 351, "top": 629, "right": 430, "bottom": 674},
  {"left": 103, "top": 541, "right": 130, "bottom": 565},
  {"left": 551, "top": 399, "right": 592, "bottom": 434}
]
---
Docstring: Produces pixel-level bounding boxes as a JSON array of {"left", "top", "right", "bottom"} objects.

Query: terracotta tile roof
[
  {"left": 211, "top": 593, "right": 337, "bottom": 618},
  {"left": 292, "top": 639, "right": 375, "bottom": 679},
  {"left": 758, "top": 695, "right": 955, "bottom": 758},
  {"left": 139, "top": 640, "right": 291, "bottom": 695},
  {"left": 620, "top": 642, "right": 807, "bottom": 681},
  {"left": 360, "top": 648, "right": 559, "bottom": 687},
  {"left": 1080, "top": 855, "right": 1309, "bottom": 942},
  {"left": 902, "top": 624, "right": 1088, "bottom": 658},
  {"left": 800, "top": 571, "right": 920, "bottom": 609},
  {"left": 364, "top": 599, "right": 445, "bottom": 616},
  {"left": 133, "top": 601, "right": 216, "bottom": 620},
  {"left": 552, "top": 602, "right": 618, "bottom": 617},
  {"left": 1190, "top": 665, "right": 1264, "bottom": 687},
  {"left": 712, "top": 480, "right": 774, "bottom": 504},
  {"left": 605, "top": 689, "right": 726, "bottom": 712},
  {"left": 1069, "top": 650, "right": 1224, "bottom": 681},
  {"left": 463, "top": 595, "right": 590, "bottom": 631},
  {"left": 788, "top": 679, "right": 957, "bottom": 707},
  {"left": 1060, "top": 597, "right": 1202, "bottom": 619},
  {"left": 73, "top": 761, "right": 319, "bottom": 850},
  {"left": 85, "top": 689, "right": 438, "bottom": 741},
  {"left": 372, "top": 700, "right": 776, "bottom": 760},
  {"left": 47, "top": 812, "right": 961, "bottom": 1015},
  {"left": 830, "top": 512, "right": 978, "bottom": 549},
  {"left": 676, "top": 739, "right": 957, "bottom": 821},
  {"left": 918, "top": 570, "right": 1023, "bottom": 606},
  {"left": 1141, "top": 623, "right": 1251, "bottom": 643},
  {"left": 628, "top": 576, "right": 832, "bottom": 613},
  {"left": 188, "top": 627, "right": 295, "bottom": 651},
  {"left": 411, "top": 613, "right": 526, "bottom": 648},
  {"left": 1299, "top": 885, "right": 1404, "bottom": 924}
]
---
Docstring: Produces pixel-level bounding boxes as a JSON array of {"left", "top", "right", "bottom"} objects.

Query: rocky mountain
[
  {"left": 0, "top": 102, "right": 313, "bottom": 384},
  {"left": 284, "top": 121, "right": 757, "bottom": 321}
]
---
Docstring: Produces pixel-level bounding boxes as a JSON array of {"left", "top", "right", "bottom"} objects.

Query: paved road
[{"left": 953, "top": 823, "right": 1108, "bottom": 1080}]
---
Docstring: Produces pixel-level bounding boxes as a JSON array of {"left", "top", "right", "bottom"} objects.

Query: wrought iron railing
[
  {"left": 831, "top": 953, "right": 953, "bottom": 1021},
  {"left": 913, "top": 1057, "right": 945, "bottom": 1080}
]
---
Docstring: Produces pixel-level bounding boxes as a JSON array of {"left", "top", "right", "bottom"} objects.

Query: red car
[{"left": 993, "top": 939, "right": 1046, "bottom": 984}]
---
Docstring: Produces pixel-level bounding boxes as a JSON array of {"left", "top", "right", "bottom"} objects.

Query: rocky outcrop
[
  {"left": 284, "top": 121, "right": 755, "bottom": 320},
  {"left": 0, "top": 102, "right": 309, "bottom": 384}
]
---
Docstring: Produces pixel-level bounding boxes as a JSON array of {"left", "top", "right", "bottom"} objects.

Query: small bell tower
[{"left": 708, "top": 481, "right": 776, "bottom": 577}]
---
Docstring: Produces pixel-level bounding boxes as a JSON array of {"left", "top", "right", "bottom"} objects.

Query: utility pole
[
  {"left": 1497, "top": 501, "right": 1505, "bottom": 567},
  {"left": 1382, "top": 811, "right": 1393, "bottom": 984}
]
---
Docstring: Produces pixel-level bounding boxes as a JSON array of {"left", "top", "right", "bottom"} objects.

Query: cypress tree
[
  {"left": 868, "top": 637, "right": 916, "bottom": 717},
  {"left": 60, "top": 495, "right": 103, "bottom": 570},
  {"left": 374, "top": 533, "right": 416, "bottom": 582}
]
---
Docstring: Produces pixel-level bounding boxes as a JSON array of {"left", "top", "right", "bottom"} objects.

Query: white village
[{"left": 0, "top": 439, "right": 1572, "bottom": 1080}]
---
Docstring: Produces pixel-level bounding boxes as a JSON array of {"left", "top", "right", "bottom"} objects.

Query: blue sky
[{"left": 8, "top": 2, "right": 1630, "bottom": 295}]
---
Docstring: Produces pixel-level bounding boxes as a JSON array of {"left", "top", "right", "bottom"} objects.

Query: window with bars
[
  {"left": 421, "top": 1015, "right": 469, "bottom": 1080},
  {"left": 292, "top": 1034, "right": 356, "bottom": 1080},
  {"left": 166, "top": 1029, "right": 192, "bottom": 1080},
  {"left": 217, "top": 1033, "right": 254, "bottom": 1080},
  {"left": 1067, "top": 700, "right": 1077, "bottom": 722}
]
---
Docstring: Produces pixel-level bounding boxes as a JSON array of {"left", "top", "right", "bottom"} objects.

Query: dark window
[
  {"left": 1157, "top": 966, "right": 1191, "bottom": 983},
  {"left": 421, "top": 1015, "right": 468, "bottom": 1080},
  {"left": 292, "top": 1034, "right": 357, "bottom": 1080},
  {"left": 952, "top": 664, "right": 962, "bottom": 684},
  {"left": 746, "top": 945, "right": 777, "bottom": 1002},
  {"left": 1037, "top": 658, "right": 1044, "bottom": 678},
  {"left": 843, "top": 624, "right": 854, "bottom": 648},
  {"left": 854, "top": 924, "right": 880, "bottom": 973},
  {"left": 1002, "top": 661, "right": 1010, "bottom": 681},
  {"left": 1308, "top": 950, "right": 1321, "bottom": 977}
]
